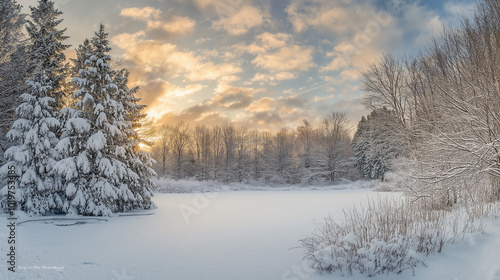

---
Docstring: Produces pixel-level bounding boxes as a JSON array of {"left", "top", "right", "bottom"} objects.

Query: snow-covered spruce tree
[
  {"left": 113, "top": 68, "right": 156, "bottom": 208},
  {"left": 0, "top": 0, "right": 29, "bottom": 165},
  {"left": 0, "top": 0, "right": 70, "bottom": 215},
  {"left": 54, "top": 24, "right": 153, "bottom": 216},
  {"left": 0, "top": 67, "right": 62, "bottom": 215},
  {"left": 26, "top": 0, "right": 70, "bottom": 111},
  {"left": 352, "top": 108, "right": 407, "bottom": 180},
  {"left": 65, "top": 38, "right": 92, "bottom": 108},
  {"left": 352, "top": 116, "right": 370, "bottom": 177},
  {"left": 0, "top": 0, "right": 25, "bottom": 59}
]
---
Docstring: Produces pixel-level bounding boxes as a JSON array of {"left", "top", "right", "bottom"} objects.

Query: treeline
[
  {"left": 360, "top": 0, "right": 500, "bottom": 205},
  {"left": 148, "top": 112, "right": 360, "bottom": 184},
  {"left": 0, "top": 0, "right": 154, "bottom": 215}
]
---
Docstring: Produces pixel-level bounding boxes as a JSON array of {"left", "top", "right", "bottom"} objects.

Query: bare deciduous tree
[
  {"left": 170, "top": 121, "right": 191, "bottom": 179},
  {"left": 318, "top": 112, "right": 353, "bottom": 182}
]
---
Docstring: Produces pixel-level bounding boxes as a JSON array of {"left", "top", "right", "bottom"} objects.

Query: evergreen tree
[
  {"left": 0, "top": 0, "right": 69, "bottom": 215},
  {"left": 55, "top": 24, "right": 153, "bottom": 215},
  {"left": 0, "top": 0, "right": 25, "bottom": 61},
  {"left": 114, "top": 69, "right": 147, "bottom": 130},
  {"left": 0, "top": 0, "right": 29, "bottom": 165},
  {"left": 352, "top": 108, "right": 407, "bottom": 180},
  {"left": 114, "top": 68, "right": 155, "bottom": 210},
  {"left": 352, "top": 116, "right": 369, "bottom": 177},
  {"left": 0, "top": 67, "right": 62, "bottom": 215},
  {"left": 26, "top": 0, "right": 70, "bottom": 111},
  {"left": 65, "top": 39, "right": 92, "bottom": 107}
]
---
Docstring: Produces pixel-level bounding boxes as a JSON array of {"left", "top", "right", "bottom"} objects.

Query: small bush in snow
[{"left": 300, "top": 198, "right": 500, "bottom": 276}]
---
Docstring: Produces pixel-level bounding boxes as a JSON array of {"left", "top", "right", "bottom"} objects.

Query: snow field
[{"left": 0, "top": 188, "right": 498, "bottom": 280}]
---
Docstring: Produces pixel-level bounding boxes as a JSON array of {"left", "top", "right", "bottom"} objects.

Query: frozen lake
[
  {"left": 2, "top": 189, "right": 398, "bottom": 279},
  {"left": 2, "top": 189, "right": 498, "bottom": 280}
]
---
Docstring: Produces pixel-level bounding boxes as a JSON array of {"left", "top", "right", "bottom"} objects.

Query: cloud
[
  {"left": 163, "top": 83, "right": 206, "bottom": 98},
  {"left": 233, "top": 32, "right": 293, "bottom": 55},
  {"left": 212, "top": 86, "right": 255, "bottom": 110},
  {"left": 130, "top": 79, "right": 206, "bottom": 120},
  {"left": 147, "top": 15, "right": 196, "bottom": 34},
  {"left": 444, "top": 1, "right": 475, "bottom": 16},
  {"left": 195, "top": 37, "right": 211, "bottom": 45},
  {"left": 217, "top": 75, "right": 241, "bottom": 85},
  {"left": 193, "top": 0, "right": 218, "bottom": 10},
  {"left": 242, "top": 94, "right": 312, "bottom": 129},
  {"left": 285, "top": 0, "right": 374, "bottom": 34},
  {"left": 120, "top": 6, "right": 195, "bottom": 35},
  {"left": 402, "top": 3, "right": 444, "bottom": 45},
  {"left": 247, "top": 97, "right": 275, "bottom": 112},
  {"left": 250, "top": 72, "right": 297, "bottom": 85},
  {"left": 275, "top": 72, "right": 297, "bottom": 81},
  {"left": 252, "top": 45, "right": 315, "bottom": 72},
  {"left": 157, "top": 105, "right": 231, "bottom": 127},
  {"left": 120, "top": 6, "right": 161, "bottom": 20},
  {"left": 256, "top": 32, "right": 292, "bottom": 50},
  {"left": 111, "top": 31, "right": 145, "bottom": 49},
  {"left": 277, "top": 94, "right": 307, "bottom": 109},
  {"left": 340, "top": 69, "right": 361, "bottom": 81},
  {"left": 317, "top": 1, "right": 447, "bottom": 76},
  {"left": 149, "top": 82, "right": 270, "bottom": 128},
  {"left": 112, "top": 36, "right": 242, "bottom": 82},
  {"left": 212, "top": 5, "right": 264, "bottom": 35},
  {"left": 153, "top": 85, "right": 262, "bottom": 127},
  {"left": 245, "top": 111, "right": 286, "bottom": 128},
  {"left": 232, "top": 32, "right": 302, "bottom": 86},
  {"left": 186, "top": 63, "right": 242, "bottom": 82}
]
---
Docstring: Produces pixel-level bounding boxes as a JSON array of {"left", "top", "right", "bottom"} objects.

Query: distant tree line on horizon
[
  {"left": 144, "top": 108, "right": 405, "bottom": 185},
  {"left": 148, "top": 113, "right": 355, "bottom": 184}
]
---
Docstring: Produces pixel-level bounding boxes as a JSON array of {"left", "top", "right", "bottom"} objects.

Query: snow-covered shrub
[
  {"left": 300, "top": 198, "right": 500, "bottom": 276},
  {"left": 309, "top": 234, "right": 424, "bottom": 277}
]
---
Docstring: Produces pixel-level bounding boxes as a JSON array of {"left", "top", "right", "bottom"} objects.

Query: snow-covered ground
[{"left": 1, "top": 188, "right": 499, "bottom": 280}]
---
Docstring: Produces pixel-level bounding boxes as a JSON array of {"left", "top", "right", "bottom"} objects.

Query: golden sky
[{"left": 18, "top": 0, "right": 474, "bottom": 130}]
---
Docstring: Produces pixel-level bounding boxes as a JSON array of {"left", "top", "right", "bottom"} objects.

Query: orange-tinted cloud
[
  {"left": 120, "top": 6, "right": 195, "bottom": 35},
  {"left": 252, "top": 45, "right": 315, "bottom": 72},
  {"left": 212, "top": 5, "right": 265, "bottom": 35}
]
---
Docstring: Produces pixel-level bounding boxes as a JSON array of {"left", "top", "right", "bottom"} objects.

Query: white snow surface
[{"left": 1, "top": 187, "right": 499, "bottom": 280}]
